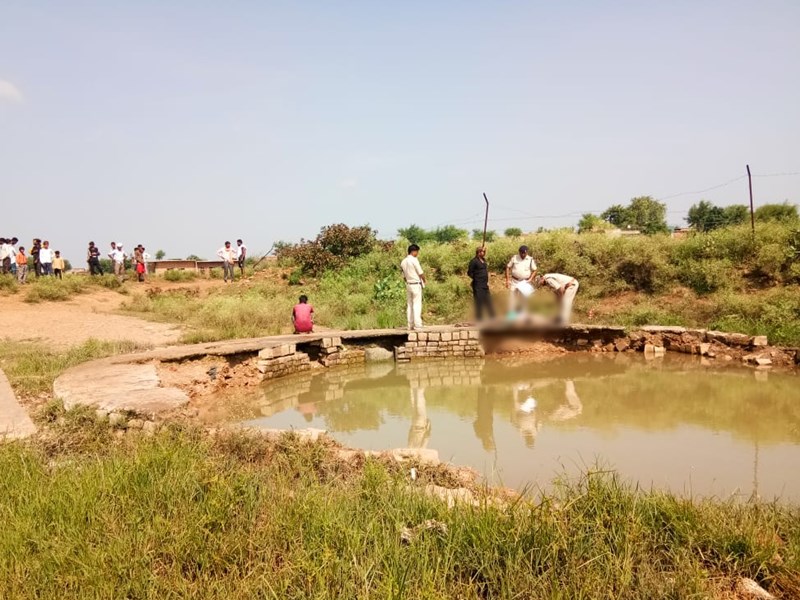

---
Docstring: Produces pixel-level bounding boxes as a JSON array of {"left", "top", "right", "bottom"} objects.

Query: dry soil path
[{"left": 0, "top": 289, "right": 181, "bottom": 349}]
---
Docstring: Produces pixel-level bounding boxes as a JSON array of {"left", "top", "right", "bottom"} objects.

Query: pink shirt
[{"left": 293, "top": 303, "right": 314, "bottom": 333}]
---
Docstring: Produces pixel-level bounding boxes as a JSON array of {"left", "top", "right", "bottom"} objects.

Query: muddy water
[{"left": 199, "top": 353, "right": 800, "bottom": 500}]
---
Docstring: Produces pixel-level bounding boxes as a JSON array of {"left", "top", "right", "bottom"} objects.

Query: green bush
[
  {"left": 163, "top": 270, "right": 198, "bottom": 282},
  {"left": 0, "top": 274, "right": 18, "bottom": 294},
  {"left": 24, "top": 276, "right": 89, "bottom": 303}
]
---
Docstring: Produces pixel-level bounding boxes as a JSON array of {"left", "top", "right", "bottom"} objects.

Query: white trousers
[
  {"left": 560, "top": 281, "right": 579, "bottom": 324},
  {"left": 406, "top": 283, "right": 423, "bottom": 329}
]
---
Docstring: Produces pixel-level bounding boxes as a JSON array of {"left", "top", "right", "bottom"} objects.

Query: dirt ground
[{"left": 0, "top": 288, "right": 181, "bottom": 349}]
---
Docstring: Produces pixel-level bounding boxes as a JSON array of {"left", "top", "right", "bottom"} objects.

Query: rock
[
  {"left": 751, "top": 335, "right": 769, "bottom": 347},
  {"left": 127, "top": 419, "right": 144, "bottom": 430},
  {"left": 142, "top": 421, "right": 158, "bottom": 435},
  {"left": 422, "top": 484, "right": 477, "bottom": 508},
  {"left": 390, "top": 448, "right": 440, "bottom": 467},
  {"left": 364, "top": 347, "right": 394, "bottom": 362},
  {"left": 614, "top": 339, "right": 630, "bottom": 352},
  {"left": 734, "top": 577, "right": 775, "bottom": 599},
  {"left": 108, "top": 412, "right": 126, "bottom": 427},
  {"left": 95, "top": 409, "right": 109, "bottom": 422},
  {"left": 755, "top": 357, "right": 772, "bottom": 367},
  {"left": 0, "top": 367, "right": 38, "bottom": 440},
  {"left": 699, "top": 343, "right": 711, "bottom": 356}
]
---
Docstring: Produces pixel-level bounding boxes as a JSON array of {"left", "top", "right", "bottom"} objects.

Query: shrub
[
  {"left": 504, "top": 227, "right": 523, "bottom": 237},
  {"left": 163, "top": 270, "right": 198, "bottom": 282},
  {"left": 0, "top": 274, "right": 18, "bottom": 294},
  {"left": 278, "top": 224, "right": 378, "bottom": 276},
  {"left": 24, "top": 277, "right": 89, "bottom": 303}
]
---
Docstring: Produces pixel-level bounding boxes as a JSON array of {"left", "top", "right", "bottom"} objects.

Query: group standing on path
[
  {"left": 1, "top": 237, "right": 70, "bottom": 283},
  {"left": 404, "top": 242, "right": 581, "bottom": 329}
]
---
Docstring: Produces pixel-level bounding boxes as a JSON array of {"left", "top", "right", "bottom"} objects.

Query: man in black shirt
[{"left": 467, "top": 246, "right": 495, "bottom": 321}]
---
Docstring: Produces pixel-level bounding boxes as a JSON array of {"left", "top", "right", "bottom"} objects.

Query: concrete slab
[
  {"left": 0, "top": 368, "right": 37, "bottom": 440},
  {"left": 54, "top": 362, "right": 189, "bottom": 415}
]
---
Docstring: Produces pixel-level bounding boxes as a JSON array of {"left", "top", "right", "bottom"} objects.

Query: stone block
[
  {"left": 322, "top": 337, "right": 333, "bottom": 348},
  {"left": 417, "top": 332, "right": 428, "bottom": 341},
  {"left": 332, "top": 337, "right": 342, "bottom": 347},
  {"left": 468, "top": 330, "right": 480, "bottom": 340},
  {"left": 428, "top": 332, "right": 440, "bottom": 341},
  {"left": 755, "top": 357, "right": 772, "bottom": 367},
  {"left": 751, "top": 335, "right": 768, "bottom": 347},
  {"left": 408, "top": 332, "right": 418, "bottom": 341},
  {"left": 258, "top": 347, "right": 276, "bottom": 359},
  {"left": 699, "top": 343, "right": 711, "bottom": 356},
  {"left": 441, "top": 332, "right": 452, "bottom": 342}
]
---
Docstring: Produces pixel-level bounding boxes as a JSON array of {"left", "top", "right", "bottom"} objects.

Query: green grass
[
  {"left": 0, "top": 424, "right": 797, "bottom": 599},
  {"left": 163, "top": 269, "right": 198, "bottom": 282},
  {"left": 0, "top": 339, "right": 148, "bottom": 395}
]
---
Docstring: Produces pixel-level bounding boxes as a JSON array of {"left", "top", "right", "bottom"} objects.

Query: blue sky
[{"left": 2, "top": 1, "right": 799, "bottom": 262}]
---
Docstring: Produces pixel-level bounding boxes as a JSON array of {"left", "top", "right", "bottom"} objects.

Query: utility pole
[
  {"left": 747, "top": 164, "right": 755, "bottom": 238},
  {"left": 482, "top": 193, "right": 490, "bottom": 248}
]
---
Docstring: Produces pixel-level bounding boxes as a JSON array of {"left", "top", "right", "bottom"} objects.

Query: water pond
[{"left": 198, "top": 353, "right": 800, "bottom": 500}]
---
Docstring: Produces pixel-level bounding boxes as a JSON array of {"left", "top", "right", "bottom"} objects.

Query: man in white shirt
[
  {"left": 534, "top": 273, "right": 580, "bottom": 324},
  {"left": 217, "top": 241, "right": 237, "bottom": 283},
  {"left": 109, "top": 242, "right": 126, "bottom": 281},
  {"left": 400, "top": 244, "right": 427, "bottom": 330},
  {"left": 0, "top": 238, "right": 13, "bottom": 274},
  {"left": 235, "top": 239, "right": 247, "bottom": 277},
  {"left": 505, "top": 245, "right": 538, "bottom": 314}
]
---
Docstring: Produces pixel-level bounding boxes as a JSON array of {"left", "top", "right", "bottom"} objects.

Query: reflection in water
[
  {"left": 198, "top": 353, "right": 800, "bottom": 500},
  {"left": 408, "top": 386, "right": 431, "bottom": 448}
]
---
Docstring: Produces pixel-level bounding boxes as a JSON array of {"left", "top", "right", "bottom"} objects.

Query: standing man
[
  {"left": 39, "top": 241, "right": 54, "bottom": 276},
  {"left": 236, "top": 239, "right": 247, "bottom": 277},
  {"left": 467, "top": 246, "right": 495, "bottom": 321},
  {"left": 400, "top": 244, "right": 426, "bottom": 330},
  {"left": 109, "top": 242, "right": 126, "bottom": 281},
  {"left": 505, "top": 245, "right": 537, "bottom": 314},
  {"left": 88, "top": 242, "right": 103, "bottom": 275},
  {"left": 31, "top": 239, "right": 42, "bottom": 277},
  {"left": 0, "top": 238, "right": 11, "bottom": 274},
  {"left": 534, "top": 273, "right": 580, "bottom": 324},
  {"left": 217, "top": 241, "right": 237, "bottom": 283}
]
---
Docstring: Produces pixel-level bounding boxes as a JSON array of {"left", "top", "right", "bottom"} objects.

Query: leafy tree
[
  {"left": 472, "top": 229, "right": 497, "bottom": 242},
  {"left": 600, "top": 204, "right": 631, "bottom": 228},
  {"left": 431, "top": 225, "right": 468, "bottom": 243},
  {"left": 155, "top": 249, "right": 166, "bottom": 260},
  {"left": 755, "top": 202, "right": 799, "bottom": 222},
  {"left": 503, "top": 227, "right": 523, "bottom": 237},
  {"left": 687, "top": 201, "right": 750, "bottom": 231},
  {"left": 687, "top": 200, "right": 725, "bottom": 232},
  {"left": 397, "top": 224, "right": 430, "bottom": 244},
  {"left": 186, "top": 254, "right": 203, "bottom": 261},
  {"left": 601, "top": 197, "right": 668, "bottom": 234},
  {"left": 578, "top": 213, "right": 613, "bottom": 233},
  {"left": 722, "top": 205, "right": 749, "bottom": 226},
  {"left": 277, "top": 223, "right": 378, "bottom": 276}
]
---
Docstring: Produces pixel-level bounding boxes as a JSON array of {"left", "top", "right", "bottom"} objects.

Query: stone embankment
[{"left": 48, "top": 323, "right": 798, "bottom": 426}]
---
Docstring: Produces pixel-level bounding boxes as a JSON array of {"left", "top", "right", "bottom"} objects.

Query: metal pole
[
  {"left": 482, "top": 193, "right": 490, "bottom": 248},
  {"left": 747, "top": 164, "right": 755, "bottom": 238}
]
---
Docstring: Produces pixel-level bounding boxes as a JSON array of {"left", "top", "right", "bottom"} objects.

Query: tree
[
  {"left": 472, "top": 229, "right": 497, "bottom": 242},
  {"left": 186, "top": 254, "right": 203, "bottom": 261},
  {"left": 687, "top": 200, "right": 725, "bottom": 232},
  {"left": 755, "top": 202, "right": 799, "bottom": 222},
  {"left": 601, "top": 197, "right": 668, "bottom": 234},
  {"left": 687, "top": 201, "right": 749, "bottom": 231},
  {"left": 430, "top": 225, "right": 468, "bottom": 243},
  {"left": 578, "top": 213, "right": 613, "bottom": 233},
  {"left": 503, "top": 227, "right": 523, "bottom": 237},
  {"left": 397, "top": 224, "right": 430, "bottom": 244},
  {"left": 722, "top": 205, "right": 749, "bottom": 226},
  {"left": 600, "top": 204, "right": 631, "bottom": 228},
  {"left": 155, "top": 249, "right": 166, "bottom": 260},
  {"left": 277, "top": 223, "right": 378, "bottom": 276}
]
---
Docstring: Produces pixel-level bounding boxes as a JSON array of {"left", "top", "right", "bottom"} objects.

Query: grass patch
[
  {"left": 163, "top": 269, "right": 198, "bottom": 282},
  {"left": 0, "top": 339, "right": 148, "bottom": 395},
  {"left": 0, "top": 426, "right": 797, "bottom": 598},
  {"left": 0, "top": 273, "right": 18, "bottom": 295}
]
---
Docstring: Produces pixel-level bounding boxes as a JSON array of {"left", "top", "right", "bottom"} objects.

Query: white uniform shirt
[
  {"left": 542, "top": 273, "right": 577, "bottom": 290},
  {"left": 218, "top": 247, "right": 236, "bottom": 263},
  {"left": 400, "top": 255, "right": 424, "bottom": 284},
  {"left": 235, "top": 244, "right": 247, "bottom": 259},
  {"left": 110, "top": 248, "right": 125, "bottom": 264},
  {"left": 39, "top": 247, "right": 53, "bottom": 263},
  {"left": 507, "top": 254, "right": 537, "bottom": 280}
]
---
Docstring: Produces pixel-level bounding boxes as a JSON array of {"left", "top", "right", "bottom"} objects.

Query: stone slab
[
  {"left": 54, "top": 362, "right": 189, "bottom": 415},
  {"left": 0, "top": 368, "right": 37, "bottom": 440}
]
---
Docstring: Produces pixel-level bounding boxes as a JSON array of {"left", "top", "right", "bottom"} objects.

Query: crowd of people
[
  {"left": 402, "top": 243, "right": 580, "bottom": 329},
  {"left": 0, "top": 237, "right": 67, "bottom": 282}
]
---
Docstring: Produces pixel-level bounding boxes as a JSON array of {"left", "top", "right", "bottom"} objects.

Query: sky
[{"left": 2, "top": 0, "right": 799, "bottom": 263}]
